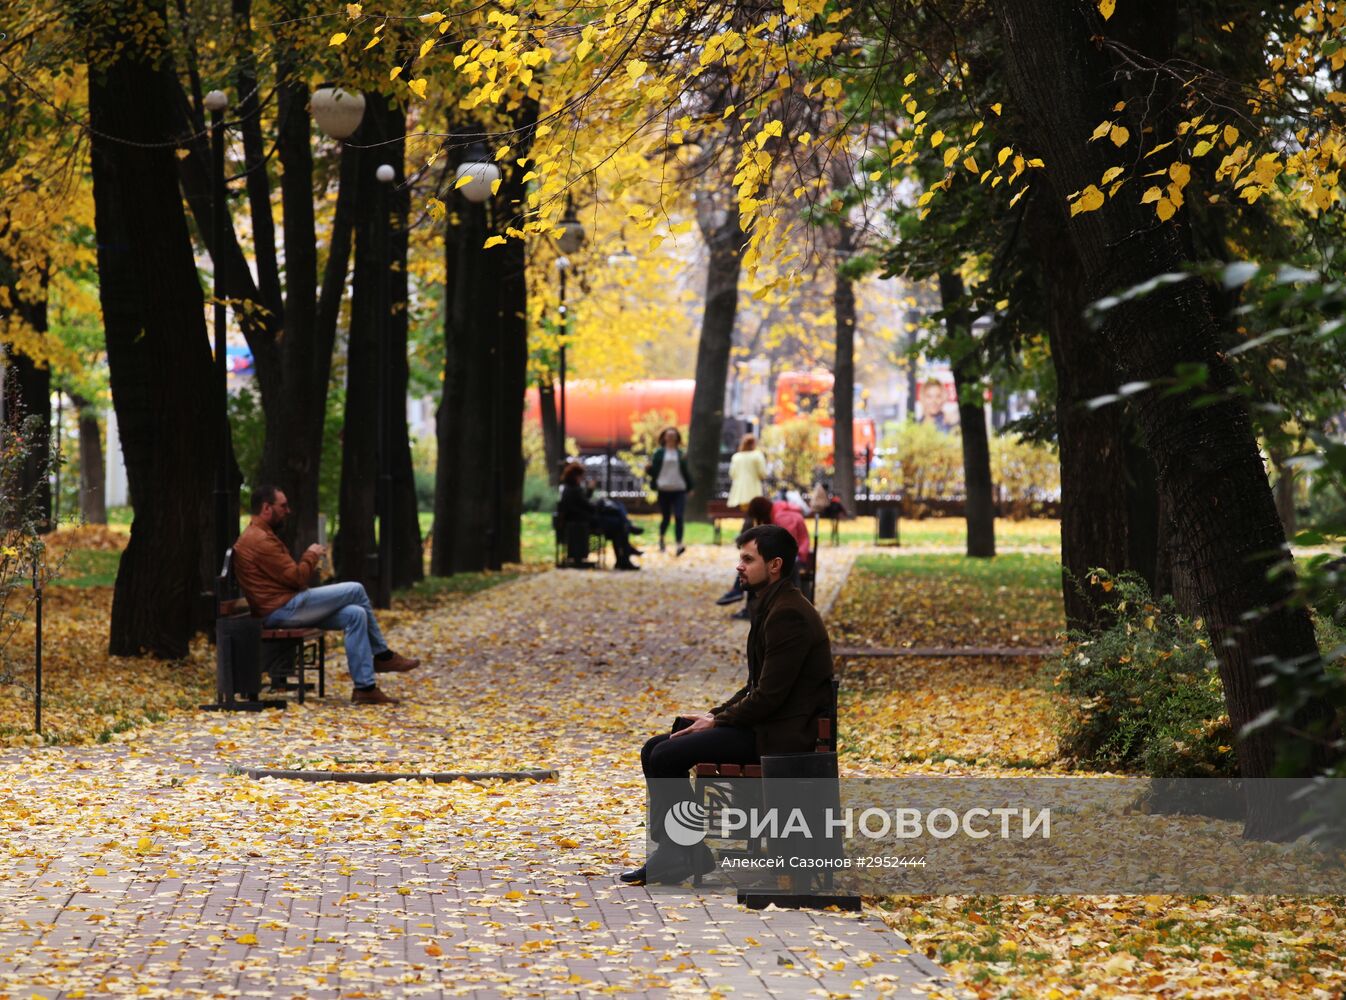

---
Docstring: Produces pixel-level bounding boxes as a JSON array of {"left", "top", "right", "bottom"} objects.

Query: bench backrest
[{"left": 217, "top": 549, "right": 249, "bottom": 617}]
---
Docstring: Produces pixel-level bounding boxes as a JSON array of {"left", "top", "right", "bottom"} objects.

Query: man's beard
[{"left": 739, "top": 572, "right": 767, "bottom": 594}]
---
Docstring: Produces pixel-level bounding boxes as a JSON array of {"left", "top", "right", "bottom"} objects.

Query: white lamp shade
[
  {"left": 204, "top": 90, "right": 228, "bottom": 112},
  {"left": 376, "top": 164, "right": 396, "bottom": 183},
  {"left": 311, "top": 87, "right": 366, "bottom": 140},
  {"left": 455, "top": 161, "right": 501, "bottom": 203},
  {"left": 557, "top": 219, "right": 586, "bottom": 254}
]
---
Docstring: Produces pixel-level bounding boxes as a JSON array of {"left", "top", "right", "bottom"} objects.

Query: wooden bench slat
[{"left": 262, "top": 628, "right": 323, "bottom": 640}]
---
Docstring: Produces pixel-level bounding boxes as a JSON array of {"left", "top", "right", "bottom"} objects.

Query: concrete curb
[{"left": 244, "top": 767, "right": 558, "bottom": 783}]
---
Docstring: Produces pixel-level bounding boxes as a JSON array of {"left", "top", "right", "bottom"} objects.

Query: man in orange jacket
[{"left": 233, "top": 485, "right": 419, "bottom": 705}]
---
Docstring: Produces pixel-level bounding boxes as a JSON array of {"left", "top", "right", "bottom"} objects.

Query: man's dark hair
[
  {"left": 250, "top": 484, "right": 280, "bottom": 515},
  {"left": 735, "top": 523, "right": 797, "bottom": 577}
]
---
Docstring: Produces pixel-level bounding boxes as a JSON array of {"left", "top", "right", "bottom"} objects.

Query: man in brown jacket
[
  {"left": 621, "top": 524, "right": 834, "bottom": 885},
  {"left": 233, "top": 485, "right": 419, "bottom": 705}
]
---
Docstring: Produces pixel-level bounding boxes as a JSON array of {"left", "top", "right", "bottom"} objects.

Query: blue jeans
[
  {"left": 264, "top": 582, "right": 389, "bottom": 688},
  {"left": 657, "top": 490, "right": 687, "bottom": 543}
]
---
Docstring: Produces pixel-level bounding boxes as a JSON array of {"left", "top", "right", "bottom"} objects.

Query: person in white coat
[{"left": 717, "top": 433, "right": 769, "bottom": 606}]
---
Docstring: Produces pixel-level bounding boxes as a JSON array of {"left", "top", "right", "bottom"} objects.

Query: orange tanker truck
[{"left": 524, "top": 373, "right": 875, "bottom": 458}]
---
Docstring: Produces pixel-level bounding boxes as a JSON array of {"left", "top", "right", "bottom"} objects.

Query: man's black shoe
[
  {"left": 646, "top": 843, "right": 716, "bottom": 885},
  {"left": 618, "top": 865, "right": 647, "bottom": 885},
  {"left": 614, "top": 561, "right": 641, "bottom": 571},
  {"left": 715, "top": 588, "right": 744, "bottom": 606},
  {"left": 630, "top": 525, "right": 645, "bottom": 535}
]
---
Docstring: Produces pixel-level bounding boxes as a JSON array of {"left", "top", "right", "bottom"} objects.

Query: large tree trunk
[
  {"left": 1026, "top": 189, "right": 1134, "bottom": 626},
  {"left": 997, "top": 0, "right": 1339, "bottom": 829},
  {"left": 432, "top": 111, "right": 536, "bottom": 573},
  {"left": 832, "top": 224, "right": 857, "bottom": 514},
  {"left": 74, "top": 398, "right": 107, "bottom": 524},
  {"left": 938, "top": 271, "right": 995, "bottom": 558},
  {"left": 0, "top": 267, "right": 52, "bottom": 531},
  {"left": 88, "top": 0, "right": 226, "bottom": 657},
  {"left": 432, "top": 193, "right": 498, "bottom": 573},
  {"left": 335, "top": 97, "right": 421, "bottom": 590},
  {"left": 686, "top": 194, "right": 743, "bottom": 520}
]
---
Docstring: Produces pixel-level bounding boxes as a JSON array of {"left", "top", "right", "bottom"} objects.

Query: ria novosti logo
[
  {"left": 663, "top": 803, "right": 1051, "bottom": 843},
  {"left": 664, "top": 801, "right": 711, "bottom": 846}
]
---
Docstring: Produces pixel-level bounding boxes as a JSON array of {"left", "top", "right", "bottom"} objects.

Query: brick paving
[{"left": 0, "top": 545, "right": 961, "bottom": 999}]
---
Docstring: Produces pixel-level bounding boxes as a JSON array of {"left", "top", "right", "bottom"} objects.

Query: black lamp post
[
  {"left": 555, "top": 200, "right": 586, "bottom": 468},
  {"left": 204, "top": 88, "right": 230, "bottom": 577},
  {"left": 374, "top": 163, "right": 396, "bottom": 608}
]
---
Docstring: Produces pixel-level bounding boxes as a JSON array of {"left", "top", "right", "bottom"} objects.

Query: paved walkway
[{"left": 0, "top": 545, "right": 961, "bottom": 999}]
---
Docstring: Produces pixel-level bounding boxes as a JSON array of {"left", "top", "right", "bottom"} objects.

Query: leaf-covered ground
[
  {"left": 0, "top": 543, "right": 956, "bottom": 999},
  {"left": 833, "top": 553, "right": 1346, "bottom": 998}
]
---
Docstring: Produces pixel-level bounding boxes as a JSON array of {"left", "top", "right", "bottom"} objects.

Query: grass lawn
[{"left": 832, "top": 550, "right": 1346, "bottom": 999}]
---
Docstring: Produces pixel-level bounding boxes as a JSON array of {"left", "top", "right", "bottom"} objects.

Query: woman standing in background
[
  {"left": 717, "top": 433, "right": 768, "bottom": 605},
  {"left": 646, "top": 427, "right": 693, "bottom": 555}
]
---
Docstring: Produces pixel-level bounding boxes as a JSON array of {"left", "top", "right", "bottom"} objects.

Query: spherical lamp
[
  {"left": 455, "top": 141, "right": 501, "bottom": 203},
  {"left": 311, "top": 86, "right": 367, "bottom": 140}
]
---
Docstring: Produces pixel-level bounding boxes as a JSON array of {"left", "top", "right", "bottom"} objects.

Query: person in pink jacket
[{"left": 721, "top": 496, "right": 812, "bottom": 619}]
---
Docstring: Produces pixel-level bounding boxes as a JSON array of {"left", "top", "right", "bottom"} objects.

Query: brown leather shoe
[
  {"left": 374, "top": 652, "right": 421, "bottom": 673},
  {"left": 351, "top": 686, "right": 400, "bottom": 705}
]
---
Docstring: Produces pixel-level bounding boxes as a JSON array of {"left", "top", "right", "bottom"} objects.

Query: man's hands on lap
[{"left": 672, "top": 714, "right": 716, "bottom": 737}]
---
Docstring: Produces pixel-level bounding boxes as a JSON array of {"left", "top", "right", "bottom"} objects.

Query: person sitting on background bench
[
  {"left": 621, "top": 524, "right": 834, "bottom": 885},
  {"left": 558, "top": 462, "right": 641, "bottom": 570},
  {"left": 719, "top": 495, "right": 811, "bottom": 619},
  {"left": 233, "top": 485, "right": 420, "bottom": 706}
]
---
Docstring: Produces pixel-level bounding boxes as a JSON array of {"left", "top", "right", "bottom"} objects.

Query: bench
[
  {"left": 706, "top": 499, "right": 742, "bottom": 546},
  {"left": 217, "top": 549, "right": 326, "bottom": 704},
  {"left": 691, "top": 679, "right": 845, "bottom": 900},
  {"left": 552, "top": 513, "right": 607, "bottom": 569}
]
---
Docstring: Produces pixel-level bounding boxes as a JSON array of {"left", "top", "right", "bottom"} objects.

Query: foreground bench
[{"left": 691, "top": 680, "right": 857, "bottom": 907}]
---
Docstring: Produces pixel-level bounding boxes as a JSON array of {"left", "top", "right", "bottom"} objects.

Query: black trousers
[{"left": 641, "top": 724, "right": 758, "bottom": 844}]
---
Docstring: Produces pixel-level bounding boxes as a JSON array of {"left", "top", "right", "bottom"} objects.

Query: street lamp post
[
  {"left": 374, "top": 163, "right": 396, "bottom": 608},
  {"left": 554, "top": 201, "right": 586, "bottom": 471},
  {"left": 204, "top": 88, "right": 230, "bottom": 578}
]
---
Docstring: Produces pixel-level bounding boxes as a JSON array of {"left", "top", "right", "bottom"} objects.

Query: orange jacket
[{"left": 232, "top": 517, "right": 319, "bottom": 618}]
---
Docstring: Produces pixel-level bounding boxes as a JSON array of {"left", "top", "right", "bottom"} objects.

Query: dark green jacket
[
  {"left": 711, "top": 577, "right": 833, "bottom": 755},
  {"left": 645, "top": 448, "right": 693, "bottom": 491}
]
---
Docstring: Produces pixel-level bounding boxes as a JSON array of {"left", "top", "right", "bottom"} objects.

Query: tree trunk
[
  {"left": 75, "top": 399, "right": 107, "bottom": 524},
  {"left": 88, "top": 0, "right": 226, "bottom": 657},
  {"left": 832, "top": 224, "right": 857, "bottom": 514},
  {"left": 539, "top": 377, "right": 560, "bottom": 487},
  {"left": 0, "top": 271, "right": 52, "bottom": 532},
  {"left": 432, "top": 110, "right": 536, "bottom": 573},
  {"left": 432, "top": 194, "right": 499, "bottom": 573},
  {"left": 494, "top": 117, "right": 535, "bottom": 566},
  {"left": 938, "top": 271, "right": 995, "bottom": 558},
  {"left": 997, "top": 0, "right": 1339, "bottom": 828},
  {"left": 335, "top": 97, "right": 421, "bottom": 589},
  {"left": 1026, "top": 188, "right": 1134, "bottom": 626},
  {"left": 1271, "top": 451, "right": 1297, "bottom": 540},
  {"left": 687, "top": 195, "right": 743, "bottom": 520},
  {"left": 385, "top": 114, "right": 423, "bottom": 587}
]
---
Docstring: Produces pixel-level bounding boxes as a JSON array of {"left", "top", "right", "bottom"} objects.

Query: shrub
[
  {"left": 762, "top": 415, "right": 829, "bottom": 491},
  {"left": 1050, "top": 570, "right": 1237, "bottom": 778}
]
